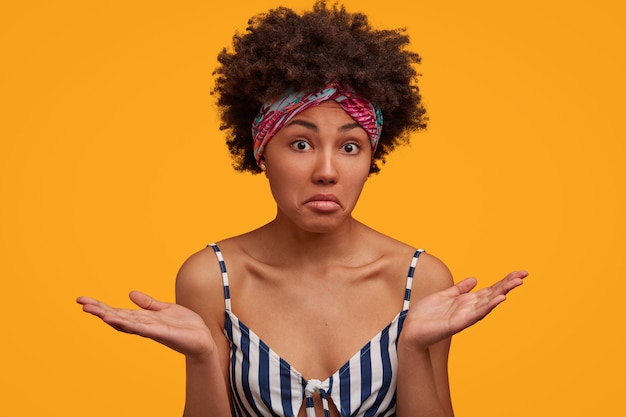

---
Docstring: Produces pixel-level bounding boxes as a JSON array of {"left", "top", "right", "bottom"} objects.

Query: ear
[{"left": 259, "top": 155, "right": 267, "bottom": 177}]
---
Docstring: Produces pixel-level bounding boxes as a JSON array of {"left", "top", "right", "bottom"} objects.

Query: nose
[{"left": 312, "top": 150, "right": 338, "bottom": 185}]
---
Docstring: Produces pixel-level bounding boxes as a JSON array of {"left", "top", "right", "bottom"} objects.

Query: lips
[
  {"left": 304, "top": 194, "right": 342, "bottom": 211},
  {"left": 305, "top": 193, "right": 340, "bottom": 204}
]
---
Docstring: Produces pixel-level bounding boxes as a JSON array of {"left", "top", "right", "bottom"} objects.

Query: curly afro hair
[{"left": 212, "top": 0, "right": 427, "bottom": 174}]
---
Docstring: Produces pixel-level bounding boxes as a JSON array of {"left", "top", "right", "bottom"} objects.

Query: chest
[{"left": 227, "top": 264, "right": 408, "bottom": 379}]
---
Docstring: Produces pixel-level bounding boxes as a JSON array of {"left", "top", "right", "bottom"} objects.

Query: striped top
[{"left": 209, "top": 243, "right": 424, "bottom": 417}]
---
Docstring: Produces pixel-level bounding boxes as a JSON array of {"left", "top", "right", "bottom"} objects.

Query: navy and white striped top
[{"left": 209, "top": 243, "right": 424, "bottom": 417}]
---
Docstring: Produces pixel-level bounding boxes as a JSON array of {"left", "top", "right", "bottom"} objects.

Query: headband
[{"left": 251, "top": 82, "right": 383, "bottom": 165}]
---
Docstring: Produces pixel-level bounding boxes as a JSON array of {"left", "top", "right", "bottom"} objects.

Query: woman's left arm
[{"left": 396, "top": 255, "right": 527, "bottom": 417}]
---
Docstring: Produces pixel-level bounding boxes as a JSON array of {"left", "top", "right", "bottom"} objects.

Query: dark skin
[{"left": 78, "top": 103, "right": 527, "bottom": 417}]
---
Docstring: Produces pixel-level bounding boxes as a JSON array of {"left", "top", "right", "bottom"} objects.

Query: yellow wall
[{"left": 1, "top": 0, "right": 624, "bottom": 415}]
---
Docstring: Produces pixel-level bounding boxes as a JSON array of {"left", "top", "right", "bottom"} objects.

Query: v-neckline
[{"left": 224, "top": 308, "right": 406, "bottom": 384}]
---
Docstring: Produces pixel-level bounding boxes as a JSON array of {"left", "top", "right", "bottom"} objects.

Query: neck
[{"left": 259, "top": 212, "right": 366, "bottom": 267}]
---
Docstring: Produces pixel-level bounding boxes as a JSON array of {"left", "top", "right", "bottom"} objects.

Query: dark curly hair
[{"left": 212, "top": 0, "right": 427, "bottom": 174}]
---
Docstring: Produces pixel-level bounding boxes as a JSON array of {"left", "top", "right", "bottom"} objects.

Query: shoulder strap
[
  {"left": 208, "top": 243, "right": 231, "bottom": 312},
  {"left": 403, "top": 249, "right": 425, "bottom": 311}
]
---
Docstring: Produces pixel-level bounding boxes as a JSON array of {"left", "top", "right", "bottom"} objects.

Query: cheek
[
  {"left": 267, "top": 159, "right": 306, "bottom": 182},
  {"left": 266, "top": 164, "right": 305, "bottom": 198},
  {"left": 346, "top": 158, "right": 371, "bottom": 184},
  {"left": 349, "top": 175, "right": 369, "bottom": 197}
]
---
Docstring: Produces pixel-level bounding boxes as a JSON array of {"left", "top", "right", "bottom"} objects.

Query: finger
[
  {"left": 477, "top": 271, "right": 528, "bottom": 310},
  {"left": 76, "top": 295, "right": 161, "bottom": 337},
  {"left": 514, "top": 270, "right": 529, "bottom": 278},
  {"left": 80, "top": 303, "right": 106, "bottom": 318},
  {"left": 100, "top": 313, "right": 142, "bottom": 335},
  {"left": 76, "top": 296, "right": 100, "bottom": 306},
  {"left": 485, "top": 294, "right": 507, "bottom": 311},
  {"left": 77, "top": 297, "right": 117, "bottom": 319},
  {"left": 128, "top": 291, "right": 170, "bottom": 311},
  {"left": 454, "top": 277, "right": 478, "bottom": 295},
  {"left": 504, "top": 270, "right": 528, "bottom": 283},
  {"left": 496, "top": 270, "right": 527, "bottom": 294}
]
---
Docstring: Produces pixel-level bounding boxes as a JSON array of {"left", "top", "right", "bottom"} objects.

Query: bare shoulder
[
  {"left": 176, "top": 245, "right": 222, "bottom": 296},
  {"left": 412, "top": 252, "right": 455, "bottom": 300},
  {"left": 362, "top": 228, "right": 453, "bottom": 297},
  {"left": 175, "top": 245, "right": 225, "bottom": 325}
]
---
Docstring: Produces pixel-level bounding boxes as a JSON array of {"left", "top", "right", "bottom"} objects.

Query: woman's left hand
[{"left": 402, "top": 270, "right": 528, "bottom": 349}]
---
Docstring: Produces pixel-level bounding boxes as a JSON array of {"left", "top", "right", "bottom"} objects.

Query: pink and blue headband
[{"left": 251, "top": 82, "right": 383, "bottom": 165}]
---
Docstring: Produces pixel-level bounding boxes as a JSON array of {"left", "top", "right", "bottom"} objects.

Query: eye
[
  {"left": 291, "top": 139, "right": 312, "bottom": 151},
  {"left": 341, "top": 142, "right": 361, "bottom": 154}
]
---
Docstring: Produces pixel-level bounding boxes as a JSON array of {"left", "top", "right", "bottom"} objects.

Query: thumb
[
  {"left": 128, "top": 291, "right": 168, "bottom": 311},
  {"left": 454, "top": 277, "right": 478, "bottom": 295}
]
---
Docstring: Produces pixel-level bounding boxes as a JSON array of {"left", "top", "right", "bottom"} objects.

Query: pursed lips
[
  {"left": 303, "top": 193, "right": 342, "bottom": 210},
  {"left": 305, "top": 193, "right": 340, "bottom": 203}
]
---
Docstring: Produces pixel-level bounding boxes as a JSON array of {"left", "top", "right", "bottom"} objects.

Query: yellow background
[{"left": 1, "top": 0, "right": 624, "bottom": 415}]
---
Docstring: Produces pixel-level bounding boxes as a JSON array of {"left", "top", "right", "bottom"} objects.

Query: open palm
[
  {"left": 403, "top": 271, "right": 527, "bottom": 348},
  {"left": 77, "top": 291, "right": 214, "bottom": 358}
]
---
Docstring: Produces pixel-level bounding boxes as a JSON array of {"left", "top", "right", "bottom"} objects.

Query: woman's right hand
[{"left": 76, "top": 291, "right": 215, "bottom": 360}]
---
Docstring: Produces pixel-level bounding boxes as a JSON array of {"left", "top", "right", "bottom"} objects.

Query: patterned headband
[{"left": 251, "top": 82, "right": 383, "bottom": 165}]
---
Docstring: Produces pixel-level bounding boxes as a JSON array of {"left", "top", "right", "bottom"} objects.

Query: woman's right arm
[
  {"left": 76, "top": 248, "right": 233, "bottom": 417},
  {"left": 175, "top": 248, "right": 233, "bottom": 417}
]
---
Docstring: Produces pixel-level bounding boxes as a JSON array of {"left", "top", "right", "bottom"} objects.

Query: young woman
[{"left": 77, "top": 2, "right": 527, "bottom": 416}]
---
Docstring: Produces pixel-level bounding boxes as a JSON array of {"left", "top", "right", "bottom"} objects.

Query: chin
[{"left": 298, "top": 215, "right": 351, "bottom": 234}]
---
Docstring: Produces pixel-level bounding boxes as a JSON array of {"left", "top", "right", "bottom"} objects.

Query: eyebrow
[{"left": 285, "top": 119, "right": 361, "bottom": 132}]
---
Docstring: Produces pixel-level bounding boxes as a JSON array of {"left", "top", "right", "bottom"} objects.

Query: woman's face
[{"left": 262, "top": 100, "right": 372, "bottom": 234}]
